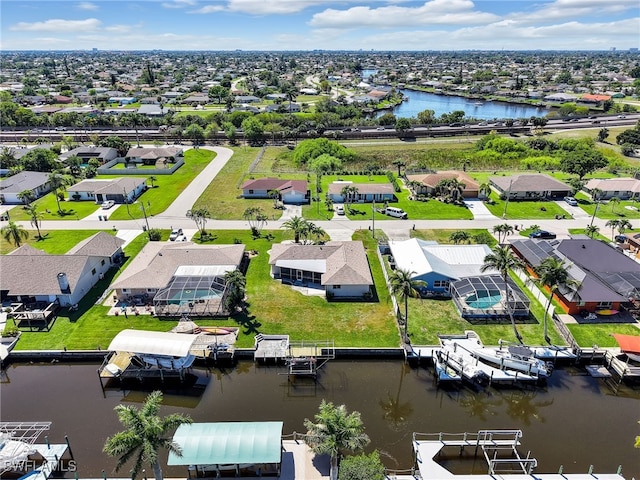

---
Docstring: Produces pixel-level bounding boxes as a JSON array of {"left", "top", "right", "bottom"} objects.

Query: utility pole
[
  {"left": 140, "top": 201, "right": 151, "bottom": 238},
  {"left": 372, "top": 198, "right": 375, "bottom": 239},
  {"left": 502, "top": 179, "right": 513, "bottom": 219}
]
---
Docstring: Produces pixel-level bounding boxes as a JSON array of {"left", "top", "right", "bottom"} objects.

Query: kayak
[{"left": 595, "top": 309, "right": 619, "bottom": 316}]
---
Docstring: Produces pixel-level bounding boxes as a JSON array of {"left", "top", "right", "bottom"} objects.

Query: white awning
[{"left": 107, "top": 329, "right": 198, "bottom": 357}]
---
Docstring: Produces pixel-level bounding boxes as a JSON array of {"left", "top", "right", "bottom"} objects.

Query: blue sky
[{"left": 1, "top": 0, "right": 639, "bottom": 51}]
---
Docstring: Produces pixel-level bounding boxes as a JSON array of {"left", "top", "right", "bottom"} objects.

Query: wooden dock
[{"left": 254, "top": 334, "right": 290, "bottom": 362}]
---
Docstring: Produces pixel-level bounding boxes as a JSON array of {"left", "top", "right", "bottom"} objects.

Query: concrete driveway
[
  {"left": 464, "top": 199, "right": 497, "bottom": 220},
  {"left": 281, "top": 204, "right": 302, "bottom": 220}
]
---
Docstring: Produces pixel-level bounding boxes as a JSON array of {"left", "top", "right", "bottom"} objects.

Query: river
[{"left": 1, "top": 360, "right": 638, "bottom": 478}]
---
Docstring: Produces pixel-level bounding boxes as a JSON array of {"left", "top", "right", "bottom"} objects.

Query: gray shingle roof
[
  {"left": 490, "top": 174, "right": 571, "bottom": 193},
  {"left": 0, "top": 171, "right": 49, "bottom": 194},
  {"left": 327, "top": 183, "right": 394, "bottom": 195},
  {"left": 66, "top": 232, "right": 125, "bottom": 257}
]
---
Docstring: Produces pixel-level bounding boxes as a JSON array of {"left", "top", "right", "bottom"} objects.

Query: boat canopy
[
  {"left": 107, "top": 329, "right": 197, "bottom": 357},
  {"left": 613, "top": 334, "right": 640, "bottom": 354},
  {"left": 168, "top": 422, "right": 283, "bottom": 466}
]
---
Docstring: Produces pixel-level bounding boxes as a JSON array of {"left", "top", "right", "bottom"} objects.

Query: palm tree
[
  {"left": 16, "top": 189, "right": 34, "bottom": 206},
  {"left": 1, "top": 221, "right": 29, "bottom": 248},
  {"left": 617, "top": 219, "right": 632, "bottom": 237},
  {"left": 48, "top": 171, "right": 72, "bottom": 214},
  {"left": 268, "top": 189, "right": 280, "bottom": 208},
  {"left": 304, "top": 400, "right": 370, "bottom": 480},
  {"left": 282, "top": 216, "right": 308, "bottom": 243},
  {"left": 25, "top": 205, "right": 43, "bottom": 240},
  {"left": 481, "top": 245, "right": 525, "bottom": 344},
  {"left": 341, "top": 185, "right": 359, "bottom": 213},
  {"left": 103, "top": 390, "right": 192, "bottom": 480},
  {"left": 186, "top": 208, "right": 210, "bottom": 238},
  {"left": 589, "top": 188, "right": 603, "bottom": 226},
  {"left": 609, "top": 196, "right": 621, "bottom": 214},
  {"left": 585, "top": 224, "right": 600, "bottom": 239},
  {"left": 606, "top": 219, "right": 621, "bottom": 241},
  {"left": 534, "top": 257, "right": 580, "bottom": 344},
  {"left": 389, "top": 269, "right": 426, "bottom": 342},
  {"left": 148, "top": 176, "right": 157, "bottom": 188},
  {"left": 479, "top": 182, "right": 492, "bottom": 200},
  {"left": 493, "top": 223, "right": 514, "bottom": 244},
  {"left": 449, "top": 230, "right": 470, "bottom": 244},
  {"left": 223, "top": 269, "right": 246, "bottom": 314}
]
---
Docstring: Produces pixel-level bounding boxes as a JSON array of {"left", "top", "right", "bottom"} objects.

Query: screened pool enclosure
[
  {"left": 450, "top": 275, "right": 530, "bottom": 319},
  {"left": 153, "top": 266, "right": 232, "bottom": 317}
]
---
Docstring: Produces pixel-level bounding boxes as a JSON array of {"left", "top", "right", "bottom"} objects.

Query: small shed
[{"left": 168, "top": 422, "right": 284, "bottom": 477}]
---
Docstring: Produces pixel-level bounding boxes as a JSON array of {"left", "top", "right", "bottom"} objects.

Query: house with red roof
[
  {"left": 580, "top": 94, "right": 612, "bottom": 104},
  {"left": 241, "top": 177, "right": 309, "bottom": 204}
]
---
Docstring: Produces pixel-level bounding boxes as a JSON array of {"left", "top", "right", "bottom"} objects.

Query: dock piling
[{"left": 65, "top": 434, "right": 74, "bottom": 459}]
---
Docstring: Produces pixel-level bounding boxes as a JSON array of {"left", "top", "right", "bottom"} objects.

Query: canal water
[
  {"left": 393, "top": 89, "right": 549, "bottom": 120},
  {"left": 1, "top": 360, "right": 638, "bottom": 478}
]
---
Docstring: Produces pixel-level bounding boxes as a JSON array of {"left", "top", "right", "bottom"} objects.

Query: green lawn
[
  {"left": 9, "top": 197, "right": 101, "bottom": 222},
  {"left": 483, "top": 194, "right": 571, "bottom": 220},
  {"left": 108, "top": 148, "right": 216, "bottom": 220},
  {"left": 567, "top": 323, "right": 640, "bottom": 348},
  {"left": 410, "top": 228, "right": 497, "bottom": 246},
  {"left": 567, "top": 227, "right": 609, "bottom": 242},
  {"left": 575, "top": 192, "right": 640, "bottom": 220},
  {"left": 0, "top": 229, "right": 112, "bottom": 255}
]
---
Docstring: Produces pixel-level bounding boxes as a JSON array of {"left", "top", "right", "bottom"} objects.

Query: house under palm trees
[
  {"left": 511, "top": 237, "right": 640, "bottom": 314},
  {"left": 388, "top": 239, "right": 495, "bottom": 296},
  {"left": 406, "top": 171, "right": 479, "bottom": 198},
  {"left": 110, "top": 241, "right": 247, "bottom": 316},
  {"left": 0, "top": 171, "right": 51, "bottom": 204}
]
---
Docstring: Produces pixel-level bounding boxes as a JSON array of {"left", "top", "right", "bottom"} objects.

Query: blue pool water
[
  {"left": 466, "top": 293, "right": 502, "bottom": 309},
  {"left": 168, "top": 289, "right": 222, "bottom": 304}
]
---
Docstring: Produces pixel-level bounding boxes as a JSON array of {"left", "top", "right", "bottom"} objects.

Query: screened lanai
[
  {"left": 451, "top": 275, "right": 530, "bottom": 319},
  {"left": 153, "top": 265, "right": 230, "bottom": 317}
]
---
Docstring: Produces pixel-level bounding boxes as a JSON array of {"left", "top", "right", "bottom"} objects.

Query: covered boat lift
[
  {"left": 168, "top": 422, "right": 284, "bottom": 477},
  {"left": 98, "top": 329, "right": 198, "bottom": 387}
]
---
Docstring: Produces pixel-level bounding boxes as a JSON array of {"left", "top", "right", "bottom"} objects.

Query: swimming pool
[
  {"left": 466, "top": 292, "right": 502, "bottom": 309},
  {"left": 167, "top": 289, "right": 222, "bottom": 304}
]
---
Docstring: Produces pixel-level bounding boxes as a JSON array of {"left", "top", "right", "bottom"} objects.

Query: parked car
[
  {"left": 174, "top": 234, "right": 187, "bottom": 242},
  {"left": 529, "top": 230, "right": 556, "bottom": 239},
  {"left": 101, "top": 200, "right": 115, "bottom": 209},
  {"left": 618, "top": 115, "right": 627, "bottom": 119},
  {"left": 614, "top": 235, "right": 627, "bottom": 243},
  {"left": 376, "top": 126, "right": 386, "bottom": 131},
  {"left": 335, "top": 205, "right": 345, "bottom": 215},
  {"left": 563, "top": 196, "right": 578, "bottom": 206},
  {"left": 169, "top": 228, "right": 183, "bottom": 241}
]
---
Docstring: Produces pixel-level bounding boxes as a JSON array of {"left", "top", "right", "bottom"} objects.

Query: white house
[
  {"left": 268, "top": 241, "right": 373, "bottom": 298},
  {"left": 584, "top": 178, "right": 640, "bottom": 200},
  {"left": 67, "top": 177, "right": 147, "bottom": 203},
  {"left": 327, "top": 182, "right": 396, "bottom": 203},
  {"left": 241, "top": 178, "right": 309, "bottom": 204},
  {"left": 0, "top": 171, "right": 51, "bottom": 204}
]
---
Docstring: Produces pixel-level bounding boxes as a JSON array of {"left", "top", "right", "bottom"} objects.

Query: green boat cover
[{"left": 168, "top": 422, "right": 283, "bottom": 466}]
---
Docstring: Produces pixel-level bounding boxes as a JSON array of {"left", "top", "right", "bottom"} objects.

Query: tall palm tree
[
  {"left": 585, "top": 224, "right": 600, "bottom": 239},
  {"left": 1, "top": 221, "right": 29, "bottom": 248},
  {"left": 282, "top": 215, "right": 308, "bottom": 243},
  {"left": 493, "top": 223, "right": 514, "bottom": 244},
  {"left": 481, "top": 246, "right": 525, "bottom": 344},
  {"left": 47, "top": 171, "right": 72, "bottom": 214},
  {"left": 16, "top": 189, "right": 34, "bottom": 206},
  {"left": 605, "top": 219, "right": 621, "bottom": 241},
  {"left": 589, "top": 188, "right": 603, "bottom": 226},
  {"left": 609, "top": 196, "right": 621, "bottom": 214},
  {"left": 617, "top": 219, "right": 632, "bottom": 237},
  {"left": 304, "top": 400, "right": 370, "bottom": 480},
  {"left": 341, "top": 185, "right": 359, "bottom": 213},
  {"left": 479, "top": 182, "right": 492, "bottom": 200},
  {"left": 25, "top": 205, "right": 44, "bottom": 240},
  {"left": 389, "top": 269, "right": 426, "bottom": 342},
  {"left": 534, "top": 257, "right": 580, "bottom": 344},
  {"left": 103, "top": 390, "right": 192, "bottom": 480}
]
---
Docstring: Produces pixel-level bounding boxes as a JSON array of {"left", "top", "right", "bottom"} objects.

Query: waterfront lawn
[
  {"left": 567, "top": 323, "right": 640, "bottom": 348},
  {"left": 108, "top": 148, "right": 216, "bottom": 220},
  {"left": 574, "top": 192, "right": 640, "bottom": 220},
  {"left": 9, "top": 196, "right": 101, "bottom": 221},
  {"left": 410, "top": 228, "right": 497, "bottom": 246},
  {"left": 0, "top": 229, "right": 110, "bottom": 255}
]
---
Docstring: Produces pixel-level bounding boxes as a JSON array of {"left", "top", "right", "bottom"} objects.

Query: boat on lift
[{"left": 469, "top": 344, "right": 553, "bottom": 378}]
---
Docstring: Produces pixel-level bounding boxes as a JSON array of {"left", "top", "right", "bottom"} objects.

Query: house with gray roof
[
  {"left": 511, "top": 238, "right": 640, "bottom": 314},
  {"left": 125, "top": 146, "right": 184, "bottom": 166},
  {"left": 268, "top": 241, "right": 373, "bottom": 299},
  {"left": 490, "top": 174, "right": 572, "bottom": 200},
  {"left": 0, "top": 232, "right": 124, "bottom": 310},
  {"left": 110, "top": 242, "right": 246, "bottom": 317},
  {"left": 137, "top": 105, "right": 169, "bottom": 117},
  {"left": 68, "top": 177, "right": 147, "bottom": 203},
  {"left": 0, "top": 171, "right": 51, "bottom": 204},
  {"left": 59, "top": 146, "right": 118, "bottom": 164},
  {"left": 327, "top": 182, "right": 396, "bottom": 203},
  {"left": 584, "top": 178, "right": 640, "bottom": 200},
  {"left": 241, "top": 178, "right": 309, "bottom": 204}
]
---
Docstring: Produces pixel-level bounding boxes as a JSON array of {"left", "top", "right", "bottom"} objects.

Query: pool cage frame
[
  {"left": 450, "top": 275, "right": 530, "bottom": 319},
  {"left": 153, "top": 274, "right": 228, "bottom": 317}
]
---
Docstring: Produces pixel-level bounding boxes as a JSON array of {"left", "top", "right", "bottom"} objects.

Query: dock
[
  {"left": 254, "top": 335, "right": 335, "bottom": 378},
  {"left": 412, "top": 429, "right": 625, "bottom": 480}
]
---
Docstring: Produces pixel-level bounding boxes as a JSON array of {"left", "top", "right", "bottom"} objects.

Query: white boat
[
  {"left": 470, "top": 345, "right": 552, "bottom": 378},
  {"left": 530, "top": 345, "right": 577, "bottom": 361},
  {"left": 439, "top": 340, "right": 489, "bottom": 384},
  {"left": 434, "top": 349, "right": 461, "bottom": 382}
]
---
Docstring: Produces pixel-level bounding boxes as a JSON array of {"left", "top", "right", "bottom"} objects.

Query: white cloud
[
  {"left": 10, "top": 18, "right": 101, "bottom": 32},
  {"left": 189, "top": 4, "right": 225, "bottom": 14},
  {"left": 77, "top": 2, "right": 99, "bottom": 11},
  {"left": 516, "top": 0, "right": 639, "bottom": 23},
  {"left": 190, "top": 0, "right": 355, "bottom": 15},
  {"left": 104, "top": 24, "right": 140, "bottom": 33},
  {"left": 162, "top": 0, "right": 196, "bottom": 9},
  {"left": 310, "top": 0, "right": 499, "bottom": 28}
]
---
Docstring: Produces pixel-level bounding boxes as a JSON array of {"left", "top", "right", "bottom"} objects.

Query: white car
[
  {"left": 101, "top": 200, "right": 115, "bottom": 209},
  {"left": 169, "top": 228, "right": 183, "bottom": 241},
  {"left": 564, "top": 196, "right": 578, "bottom": 206},
  {"left": 335, "top": 205, "right": 345, "bottom": 215},
  {"left": 174, "top": 234, "right": 187, "bottom": 242}
]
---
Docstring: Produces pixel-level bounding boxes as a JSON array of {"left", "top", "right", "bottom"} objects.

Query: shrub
[
  {"left": 338, "top": 451, "right": 385, "bottom": 480},
  {"left": 1, "top": 325, "right": 20, "bottom": 337},
  {"left": 147, "top": 228, "right": 162, "bottom": 241}
]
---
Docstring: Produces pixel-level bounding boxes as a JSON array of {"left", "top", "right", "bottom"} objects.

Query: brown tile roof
[
  {"left": 110, "top": 242, "right": 245, "bottom": 290},
  {"left": 269, "top": 241, "right": 373, "bottom": 286},
  {"left": 407, "top": 171, "right": 479, "bottom": 190}
]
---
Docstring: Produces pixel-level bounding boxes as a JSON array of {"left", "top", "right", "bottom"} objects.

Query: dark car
[{"left": 529, "top": 230, "right": 556, "bottom": 239}]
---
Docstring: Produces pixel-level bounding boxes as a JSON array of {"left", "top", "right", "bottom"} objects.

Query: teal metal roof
[{"left": 168, "top": 422, "right": 283, "bottom": 466}]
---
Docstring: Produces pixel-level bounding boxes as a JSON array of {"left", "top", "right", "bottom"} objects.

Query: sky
[{"left": 1, "top": 0, "right": 639, "bottom": 51}]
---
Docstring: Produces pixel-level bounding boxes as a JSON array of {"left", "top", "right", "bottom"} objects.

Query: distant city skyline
[{"left": 1, "top": 0, "right": 639, "bottom": 52}]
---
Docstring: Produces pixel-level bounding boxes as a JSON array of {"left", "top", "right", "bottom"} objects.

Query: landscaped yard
[
  {"left": 107, "top": 148, "right": 216, "bottom": 220},
  {"left": 575, "top": 192, "right": 640, "bottom": 220},
  {"left": 567, "top": 323, "right": 640, "bottom": 348},
  {"left": 0, "top": 229, "right": 112, "bottom": 255},
  {"left": 483, "top": 194, "right": 571, "bottom": 220},
  {"left": 9, "top": 195, "right": 102, "bottom": 222}
]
